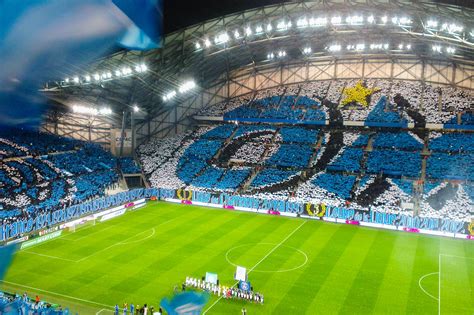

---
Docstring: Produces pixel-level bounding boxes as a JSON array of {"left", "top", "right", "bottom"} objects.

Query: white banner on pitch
[{"left": 234, "top": 266, "right": 247, "bottom": 282}]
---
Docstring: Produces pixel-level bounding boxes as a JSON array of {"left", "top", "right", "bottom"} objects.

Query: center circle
[{"left": 225, "top": 242, "right": 308, "bottom": 273}]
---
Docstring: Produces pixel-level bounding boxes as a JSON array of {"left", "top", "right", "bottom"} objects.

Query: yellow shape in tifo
[{"left": 340, "top": 81, "right": 380, "bottom": 107}]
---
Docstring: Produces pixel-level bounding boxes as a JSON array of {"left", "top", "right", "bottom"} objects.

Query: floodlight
[
  {"left": 85, "top": 75, "right": 91, "bottom": 82},
  {"left": 367, "top": 15, "right": 375, "bottom": 24},
  {"left": 383, "top": 43, "right": 389, "bottom": 50},
  {"left": 446, "top": 47, "right": 456, "bottom": 54},
  {"left": 65, "top": 78, "right": 69, "bottom": 83},
  {"left": 179, "top": 80, "right": 196, "bottom": 93},
  {"left": 99, "top": 107, "right": 112, "bottom": 115},
  {"left": 426, "top": 20, "right": 438, "bottom": 28},
  {"left": 234, "top": 30, "right": 240, "bottom": 39},
  {"left": 267, "top": 52, "right": 275, "bottom": 59},
  {"left": 277, "top": 50, "right": 286, "bottom": 57},
  {"left": 204, "top": 39, "right": 211, "bottom": 47},
  {"left": 115, "top": 70, "right": 122, "bottom": 77},
  {"left": 356, "top": 43, "right": 365, "bottom": 50},
  {"left": 328, "top": 44, "right": 341, "bottom": 52},
  {"left": 381, "top": 16, "right": 388, "bottom": 24},
  {"left": 73, "top": 77, "right": 79, "bottom": 83},
  {"left": 266, "top": 23, "right": 272, "bottom": 32},
  {"left": 399, "top": 17, "right": 412, "bottom": 25},
  {"left": 246, "top": 26, "right": 252, "bottom": 36},
  {"left": 297, "top": 17, "right": 308, "bottom": 28},
  {"left": 312, "top": 17, "right": 327, "bottom": 27},
  {"left": 303, "top": 47, "right": 312, "bottom": 54},
  {"left": 106, "top": 72, "right": 112, "bottom": 79},
  {"left": 215, "top": 33, "right": 229, "bottom": 44},
  {"left": 255, "top": 25, "right": 263, "bottom": 33},
  {"left": 195, "top": 42, "right": 201, "bottom": 49},
  {"left": 406, "top": 44, "right": 411, "bottom": 50},
  {"left": 432, "top": 45, "right": 442, "bottom": 53},
  {"left": 133, "top": 105, "right": 139, "bottom": 112},
  {"left": 347, "top": 15, "right": 363, "bottom": 25},
  {"left": 331, "top": 16, "right": 342, "bottom": 25},
  {"left": 94, "top": 73, "right": 100, "bottom": 81}
]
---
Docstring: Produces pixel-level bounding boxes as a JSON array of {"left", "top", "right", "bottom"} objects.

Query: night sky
[{"left": 162, "top": 0, "right": 474, "bottom": 34}]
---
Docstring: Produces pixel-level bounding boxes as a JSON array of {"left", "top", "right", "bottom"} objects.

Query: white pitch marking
[
  {"left": 438, "top": 254, "right": 441, "bottom": 315},
  {"left": 225, "top": 242, "right": 308, "bottom": 273},
  {"left": 21, "top": 250, "right": 77, "bottom": 262},
  {"left": 0, "top": 280, "right": 114, "bottom": 309},
  {"left": 203, "top": 220, "right": 307, "bottom": 314},
  {"left": 418, "top": 272, "right": 439, "bottom": 301},
  {"left": 118, "top": 228, "right": 155, "bottom": 245},
  {"left": 76, "top": 217, "right": 176, "bottom": 262}
]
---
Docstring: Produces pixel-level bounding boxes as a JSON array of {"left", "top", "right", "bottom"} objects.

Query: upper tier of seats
[
  {"left": 0, "top": 129, "right": 81, "bottom": 159},
  {"left": 197, "top": 80, "right": 473, "bottom": 127}
]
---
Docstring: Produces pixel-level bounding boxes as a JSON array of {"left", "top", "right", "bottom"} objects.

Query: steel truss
[{"left": 41, "top": 1, "right": 474, "bottom": 148}]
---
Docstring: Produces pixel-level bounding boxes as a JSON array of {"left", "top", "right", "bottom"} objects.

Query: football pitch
[{"left": 2, "top": 201, "right": 473, "bottom": 314}]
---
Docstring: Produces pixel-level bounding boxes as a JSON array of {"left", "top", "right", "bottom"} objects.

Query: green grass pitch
[{"left": 1, "top": 201, "right": 473, "bottom": 314}]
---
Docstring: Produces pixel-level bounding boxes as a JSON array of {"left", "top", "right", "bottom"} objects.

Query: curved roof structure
[{"left": 42, "top": 0, "right": 474, "bottom": 141}]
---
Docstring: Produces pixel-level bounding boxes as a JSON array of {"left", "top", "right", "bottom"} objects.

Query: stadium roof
[{"left": 43, "top": 0, "right": 474, "bottom": 121}]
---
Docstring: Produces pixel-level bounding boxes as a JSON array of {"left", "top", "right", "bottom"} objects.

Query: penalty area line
[{"left": 202, "top": 220, "right": 307, "bottom": 314}]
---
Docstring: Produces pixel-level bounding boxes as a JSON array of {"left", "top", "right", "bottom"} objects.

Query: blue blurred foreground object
[
  {"left": 160, "top": 291, "right": 210, "bottom": 315},
  {"left": 0, "top": 0, "right": 162, "bottom": 129}
]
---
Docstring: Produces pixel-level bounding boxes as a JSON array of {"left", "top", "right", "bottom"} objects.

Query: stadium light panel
[
  {"left": 346, "top": 15, "right": 363, "bottom": 25},
  {"left": 255, "top": 25, "right": 263, "bottom": 34},
  {"left": 94, "top": 73, "right": 100, "bottom": 81},
  {"left": 331, "top": 16, "right": 342, "bottom": 25},
  {"left": 367, "top": 15, "right": 375, "bottom": 24},
  {"left": 297, "top": 17, "right": 308, "bottom": 28},
  {"left": 245, "top": 26, "right": 252, "bottom": 36},
  {"left": 65, "top": 78, "right": 69, "bottom": 83},
  {"left": 133, "top": 105, "right": 139, "bottom": 112},
  {"left": 115, "top": 70, "right": 122, "bottom": 77},
  {"left": 432, "top": 45, "right": 442, "bottom": 53},
  {"left": 303, "top": 47, "right": 312, "bottom": 54},
  {"left": 381, "top": 16, "right": 388, "bottom": 24},
  {"left": 179, "top": 80, "right": 196, "bottom": 93},
  {"left": 355, "top": 43, "right": 365, "bottom": 51},
  {"left": 311, "top": 17, "right": 327, "bottom": 27},
  {"left": 99, "top": 107, "right": 112, "bottom": 115},
  {"left": 73, "top": 77, "right": 79, "bottom": 83},
  {"left": 267, "top": 52, "right": 275, "bottom": 59},
  {"left": 140, "top": 64, "right": 148, "bottom": 72},
  {"left": 215, "top": 33, "right": 229, "bottom": 44},
  {"left": 85, "top": 75, "right": 91, "bottom": 82},
  {"left": 106, "top": 72, "right": 112, "bottom": 79},
  {"left": 195, "top": 42, "right": 201, "bottom": 49},
  {"left": 234, "top": 30, "right": 240, "bottom": 39},
  {"left": 426, "top": 20, "right": 438, "bottom": 29},
  {"left": 406, "top": 44, "right": 411, "bottom": 50},
  {"left": 204, "top": 39, "right": 211, "bottom": 47},
  {"left": 383, "top": 43, "right": 389, "bottom": 50},
  {"left": 163, "top": 90, "right": 177, "bottom": 102},
  {"left": 446, "top": 47, "right": 456, "bottom": 54},
  {"left": 276, "top": 21, "right": 287, "bottom": 30},
  {"left": 328, "top": 44, "right": 341, "bottom": 52},
  {"left": 277, "top": 50, "right": 286, "bottom": 58},
  {"left": 398, "top": 17, "right": 412, "bottom": 26},
  {"left": 266, "top": 23, "right": 272, "bottom": 32},
  {"left": 441, "top": 23, "right": 463, "bottom": 34}
]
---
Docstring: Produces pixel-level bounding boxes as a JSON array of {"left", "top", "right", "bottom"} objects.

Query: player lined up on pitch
[{"left": 184, "top": 277, "right": 264, "bottom": 303}]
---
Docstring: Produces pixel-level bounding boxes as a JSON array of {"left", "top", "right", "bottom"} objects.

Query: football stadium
[{"left": 0, "top": 0, "right": 473, "bottom": 314}]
